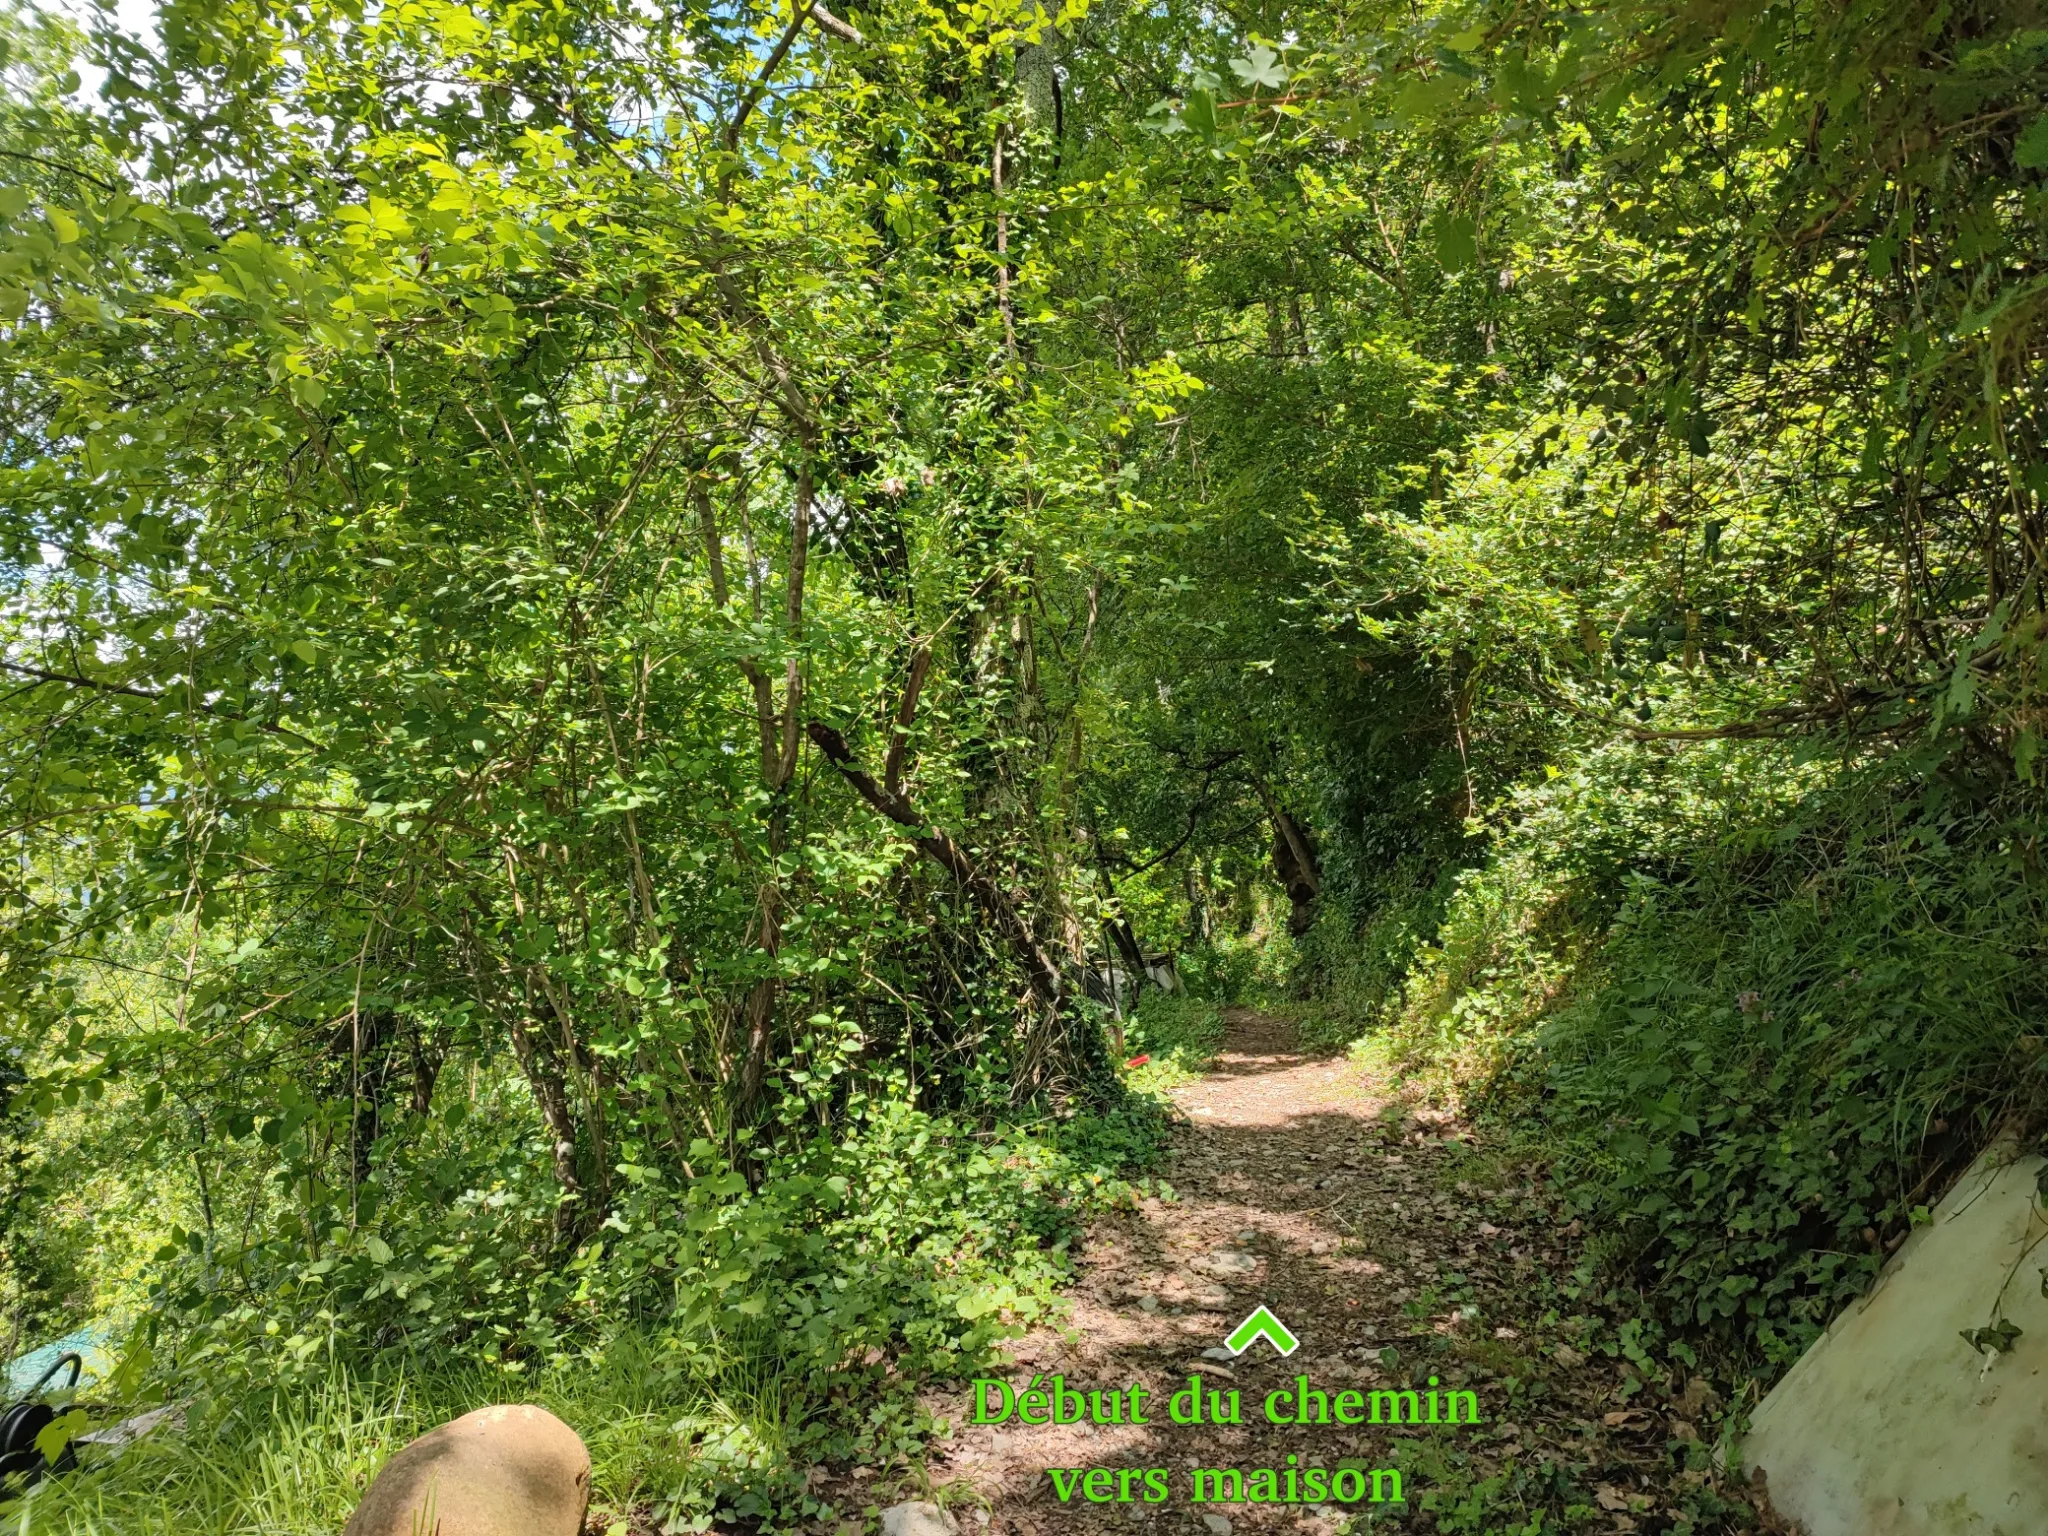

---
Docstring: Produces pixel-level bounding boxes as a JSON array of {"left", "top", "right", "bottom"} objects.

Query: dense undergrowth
[
  {"left": 6, "top": 1088, "right": 1172, "bottom": 1532},
  {"left": 1117, "top": 993, "right": 1229, "bottom": 1093},
  {"left": 1285, "top": 741, "right": 2048, "bottom": 1373}
]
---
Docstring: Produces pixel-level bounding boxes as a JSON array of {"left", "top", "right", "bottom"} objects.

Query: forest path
[{"left": 923, "top": 1008, "right": 1753, "bottom": 1536}]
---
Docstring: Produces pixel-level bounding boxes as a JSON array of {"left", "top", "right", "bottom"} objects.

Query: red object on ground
[{"left": 1124, "top": 1054, "right": 1151, "bottom": 1068}]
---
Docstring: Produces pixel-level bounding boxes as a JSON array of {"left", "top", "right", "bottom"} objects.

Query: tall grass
[{"left": 2, "top": 1333, "right": 799, "bottom": 1536}]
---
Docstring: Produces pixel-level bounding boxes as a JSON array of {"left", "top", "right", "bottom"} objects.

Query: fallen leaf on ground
[{"left": 1675, "top": 1375, "right": 1720, "bottom": 1416}]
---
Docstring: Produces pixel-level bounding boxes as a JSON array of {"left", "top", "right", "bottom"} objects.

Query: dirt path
[{"left": 924, "top": 1010, "right": 1760, "bottom": 1535}]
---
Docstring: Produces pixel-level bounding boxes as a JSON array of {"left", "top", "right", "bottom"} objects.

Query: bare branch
[
  {"left": 0, "top": 659, "right": 322, "bottom": 748},
  {"left": 808, "top": 720, "right": 1065, "bottom": 1008},
  {"left": 808, "top": 3, "right": 864, "bottom": 44},
  {"left": 725, "top": 3, "right": 814, "bottom": 155},
  {"left": 883, "top": 645, "right": 931, "bottom": 796}
]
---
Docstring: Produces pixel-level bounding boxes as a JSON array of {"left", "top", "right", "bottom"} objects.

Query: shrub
[
  {"left": 1324, "top": 740, "right": 2048, "bottom": 1367},
  {"left": 1120, "top": 993, "right": 1228, "bottom": 1091}
]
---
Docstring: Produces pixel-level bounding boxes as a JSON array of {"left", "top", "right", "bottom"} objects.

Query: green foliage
[
  {"left": 1111, "top": 0, "right": 2048, "bottom": 1380},
  {"left": 9, "top": 1094, "right": 1160, "bottom": 1529},
  {"left": 1289, "top": 869, "right": 1456, "bottom": 1051},
  {"left": 1364, "top": 744, "right": 2048, "bottom": 1367},
  {"left": 1174, "top": 933, "right": 1284, "bottom": 1009},
  {"left": 7, "top": 0, "right": 2048, "bottom": 1502},
  {"left": 148, "top": 1088, "right": 1163, "bottom": 1375},
  {"left": 1118, "top": 992, "right": 1226, "bottom": 1092},
  {"left": 7, "top": 1346, "right": 815, "bottom": 1535},
  {"left": 0, "top": 0, "right": 1138, "bottom": 1418},
  {"left": 1536, "top": 781, "right": 2048, "bottom": 1364}
]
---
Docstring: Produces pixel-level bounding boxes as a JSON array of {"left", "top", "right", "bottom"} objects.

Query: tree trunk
[
  {"left": 408, "top": 1019, "right": 444, "bottom": 1118},
  {"left": 1251, "top": 780, "right": 1322, "bottom": 938},
  {"left": 807, "top": 721, "right": 1065, "bottom": 1009},
  {"left": 698, "top": 468, "right": 812, "bottom": 1123},
  {"left": 1093, "top": 858, "right": 1148, "bottom": 997},
  {"left": 508, "top": 1010, "right": 582, "bottom": 1245}
]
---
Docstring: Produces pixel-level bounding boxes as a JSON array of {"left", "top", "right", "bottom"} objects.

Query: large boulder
[
  {"left": 343, "top": 1404, "right": 589, "bottom": 1536},
  {"left": 1743, "top": 1145, "right": 2048, "bottom": 1535},
  {"left": 881, "top": 1502, "right": 959, "bottom": 1536}
]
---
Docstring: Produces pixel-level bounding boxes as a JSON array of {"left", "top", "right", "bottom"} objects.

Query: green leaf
[
  {"left": 1946, "top": 660, "right": 1975, "bottom": 718},
  {"left": 1393, "top": 74, "right": 1466, "bottom": 124},
  {"left": 108, "top": 1336, "right": 154, "bottom": 1399},
  {"left": 956, "top": 1288, "right": 1000, "bottom": 1318},
  {"left": 35, "top": 1409, "right": 88, "bottom": 1465},
  {"left": 1228, "top": 45, "right": 1289, "bottom": 92},
  {"left": 1961, "top": 1320, "right": 2023, "bottom": 1355},
  {"left": 2018, "top": 115, "right": 2048, "bottom": 170},
  {"left": 366, "top": 1234, "right": 394, "bottom": 1264},
  {"left": 1434, "top": 212, "right": 1477, "bottom": 271}
]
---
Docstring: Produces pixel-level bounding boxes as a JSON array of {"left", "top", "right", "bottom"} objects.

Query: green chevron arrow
[{"left": 1224, "top": 1305, "right": 1300, "bottom": 1357}]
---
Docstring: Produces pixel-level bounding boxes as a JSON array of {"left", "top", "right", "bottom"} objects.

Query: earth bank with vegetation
[{"left": 3, "top": 0, "right": 2047, "bottom": 1529}]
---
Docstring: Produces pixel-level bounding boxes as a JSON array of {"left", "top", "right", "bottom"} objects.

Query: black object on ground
[{"left": 0, "top": 1352, "right": 83, "bottom": 1490}]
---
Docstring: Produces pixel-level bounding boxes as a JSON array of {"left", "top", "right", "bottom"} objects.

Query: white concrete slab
[{"left": 1745, "top": 1146, "right": 2048, "bottom": 1535}]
